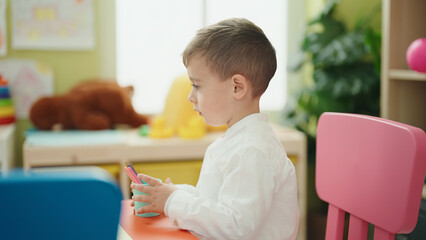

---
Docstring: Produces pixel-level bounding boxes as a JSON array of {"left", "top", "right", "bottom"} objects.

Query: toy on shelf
[
  {"left": 162, "top": 74, "right": 203, "bottom": 131},
  {"left": 178, "top": 116, "right": 207, "bottom": 139},
  {"left": 406, "top": 38, "right": 426, "bottom": 73},
  {"left": 149, "top": 116, "right": 175, "bottom": 138},
  {"left": 146, "top": 74, "right": 226, "bottom": 139},
  {"left": 138, "top": 124, "right": 150, "bottom": 136},
  {"left": 29, "top": 80, "right": 149, "bottom": 130},
  {"left": 0, "top": 74, "right": 16, "bottom": 125}
]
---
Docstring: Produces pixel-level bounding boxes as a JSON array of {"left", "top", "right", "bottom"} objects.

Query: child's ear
[{"left": 232, "top": 74, "right": 249, "bottom": 100}]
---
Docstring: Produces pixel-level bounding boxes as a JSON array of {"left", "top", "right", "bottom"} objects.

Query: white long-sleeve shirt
[{"left": 164, "top": 113, "right": 299, "bottom": 240}]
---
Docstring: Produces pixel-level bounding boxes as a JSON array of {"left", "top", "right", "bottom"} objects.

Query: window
[{"left": 116, "top": 0, "right": 286, "bottom": 114}]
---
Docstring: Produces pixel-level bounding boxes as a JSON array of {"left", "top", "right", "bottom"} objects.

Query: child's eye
[{"left": 192, "top": 84, "right": 199, "bottom": 90}]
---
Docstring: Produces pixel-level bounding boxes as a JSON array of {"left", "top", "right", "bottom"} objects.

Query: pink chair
[{"left": 316, "top": 112, "right": 426, "bottom": 239}]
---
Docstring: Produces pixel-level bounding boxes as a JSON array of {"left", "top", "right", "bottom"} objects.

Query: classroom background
[{"left": 1, "top": 0, "right": 425, "bottom": 239}]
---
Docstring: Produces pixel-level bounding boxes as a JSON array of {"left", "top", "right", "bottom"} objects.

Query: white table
[{"left": 24, "top": 125, "right": 307, "bottom": 240}]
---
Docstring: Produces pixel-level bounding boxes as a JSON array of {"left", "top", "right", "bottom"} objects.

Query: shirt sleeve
[
  {"left": 164, "top": 147, "right": 276, "bottom": 239},
  {"left": 175, "top": 184, "right": 197, "bottom": 195}
]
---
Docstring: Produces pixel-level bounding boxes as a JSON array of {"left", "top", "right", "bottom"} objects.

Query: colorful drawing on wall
[
  {"left": 0, "top": 60, "right": 54, "bottom": 119},
  {"left": 11, "top": 0, "right": 94, "bottom": 50},
  {"left": 0, "top": 0, "right": 6, "bottom": 56}
]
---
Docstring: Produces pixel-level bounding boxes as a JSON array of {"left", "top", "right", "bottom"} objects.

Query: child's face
[{"left": 187, "top": 54, "right": 234, "bottom": 127}]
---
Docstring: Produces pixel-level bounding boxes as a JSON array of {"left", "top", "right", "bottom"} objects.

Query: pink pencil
[{"left": 125, "top": 166, "right": 141, "bottom": 184}]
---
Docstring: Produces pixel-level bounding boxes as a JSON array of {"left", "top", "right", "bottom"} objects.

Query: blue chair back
[{"left": 0, "top": 167, "right": 122, "bottom": 240}]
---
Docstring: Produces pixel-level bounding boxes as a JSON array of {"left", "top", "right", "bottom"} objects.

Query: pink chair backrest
[{"left": 316, "top": 112, "right": 426, "bottom": 240}]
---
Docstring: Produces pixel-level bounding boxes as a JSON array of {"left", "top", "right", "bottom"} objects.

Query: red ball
[{"left": 406, "top": 38, "right": 426, "bottom": 73}]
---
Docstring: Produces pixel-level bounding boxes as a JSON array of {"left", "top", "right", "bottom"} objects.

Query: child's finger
[
  {"left": 136, "top": 205, "right": 154, "bottom": 214},
  {"left": 139, "top": 174, "right": 161, "bottom": 187},
  {"left": 136, "top": 207, "right": 146, "bottom": 214},
  {"left": 130, "top": 200, "right": 134, "bottom": 207},
  {"left": 132, "top": 194, "right": 151, "bottom": 203},
  {"left": 131, "top": 183, "right": 153, "bottom": 194}
]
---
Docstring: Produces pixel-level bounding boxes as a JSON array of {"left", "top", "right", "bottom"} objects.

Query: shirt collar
[{"left": 224, "top": 113, "right": 269, "bottom": 137}]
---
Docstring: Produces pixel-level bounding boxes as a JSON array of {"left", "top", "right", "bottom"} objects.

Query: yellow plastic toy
[
  {"left": 148, "top": 74, "right": 226, "bottom": 139},
  {"left": 162, "top": 74, "right": 200, "bottom": 130},
  {"left": 149, "top": 116, "right": 175, "bottom": 138},
  {"left": 178, "top": 116, "right": 207, "bottom": 139}
]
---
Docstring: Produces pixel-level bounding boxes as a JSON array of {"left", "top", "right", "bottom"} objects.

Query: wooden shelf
[
  {"left": 381, "top": 0, "right": 426, "bottom": 130},
  {"left": 389, "top": 69, "right": 426, "bottom": 81}
]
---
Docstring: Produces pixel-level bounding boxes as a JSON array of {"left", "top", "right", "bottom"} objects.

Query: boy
[{"left": 131, "top": 18, "right": 299, "bottom": 239}]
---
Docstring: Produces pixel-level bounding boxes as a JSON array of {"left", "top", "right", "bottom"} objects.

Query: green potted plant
[{"left": 284, "top": 0, "right": 381, "bottom": 163}]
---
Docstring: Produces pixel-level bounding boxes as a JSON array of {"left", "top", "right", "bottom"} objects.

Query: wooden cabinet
[{"left": 381, "top": 0, "right": 426, "bottom": 130}]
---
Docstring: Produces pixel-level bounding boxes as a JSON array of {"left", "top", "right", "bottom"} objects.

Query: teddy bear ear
[{"left": 123, "top": 86, "right": 134, "bottom": 98}]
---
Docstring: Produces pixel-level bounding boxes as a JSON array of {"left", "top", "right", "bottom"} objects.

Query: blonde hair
[{"left": 182, "top": 18, "right": 277, "bottom": 98}]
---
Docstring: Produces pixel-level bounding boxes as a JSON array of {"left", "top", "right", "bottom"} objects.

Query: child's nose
[{"left": 188, "top": 89, "right": 196, "bottom": 103}]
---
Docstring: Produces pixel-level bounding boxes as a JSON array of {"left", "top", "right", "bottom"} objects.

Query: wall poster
[{"left": 11, "top": 0, "right": 95, "bottom": 50}]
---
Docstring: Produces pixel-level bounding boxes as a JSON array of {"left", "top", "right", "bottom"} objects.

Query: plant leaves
[
  {"left": 322, "top": 0, "right": 342, "bottom": 16},
  {"left": 313, "top": 63, "right": 379, "bottom": 98},
  {"left": 364, "top": 27, "right": 382, "bottom": 73},
  {"left": 313, "top": 31, "right": 369, "bottom": 68},
  {"left": 303, "top": 16, "right": 346, "bottom": 56},
  {"left": 283, "top": 0, "right": 381, "bottom": 156}
]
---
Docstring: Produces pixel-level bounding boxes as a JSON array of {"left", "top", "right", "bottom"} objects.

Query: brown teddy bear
[{"left": 29, "top": 80, "right": 149, "bottom": 130}]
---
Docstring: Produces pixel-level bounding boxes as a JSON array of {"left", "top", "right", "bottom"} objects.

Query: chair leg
[
  {"left": 325, "top": 204, "right": 345, "bottom": 240},
  {"left": 348, "top": 214, "right": 368, "bottom": 240},
  {"left": 374, "top": 226, "right": 395, "bottom": 240}
]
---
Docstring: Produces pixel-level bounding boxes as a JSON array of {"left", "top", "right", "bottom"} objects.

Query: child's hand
[
  {"left": 131, "top": 174, "right": 177, "bottom": 215},
  {"left": 129, "top": 186, "right": 135, "bottom": 209}
]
